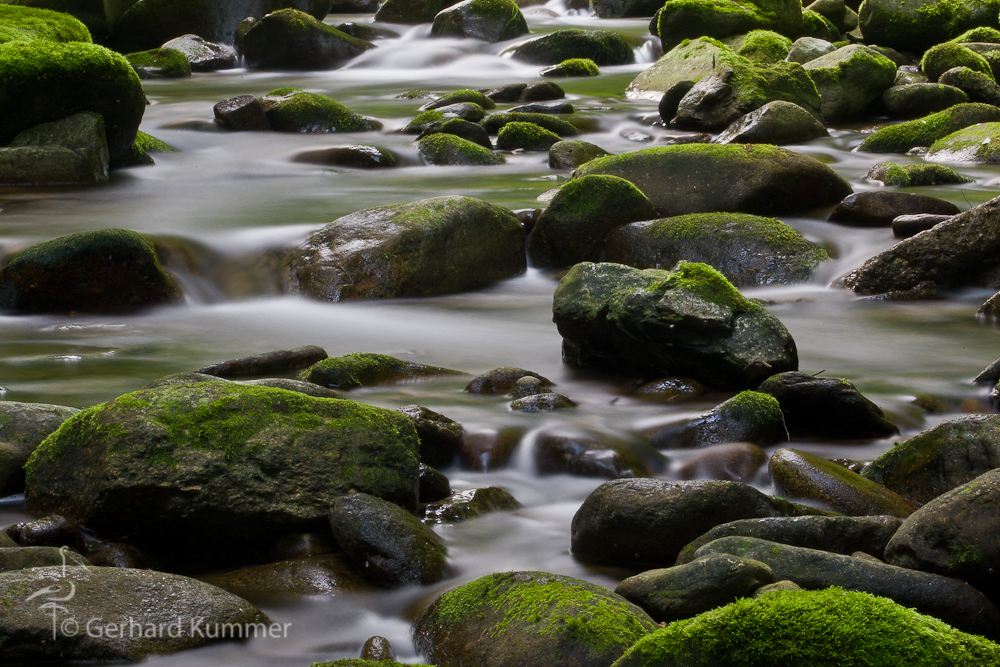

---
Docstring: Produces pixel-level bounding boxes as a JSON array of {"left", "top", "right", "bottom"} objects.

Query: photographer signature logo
[{"left": 25, "top": 546, "right": 78, "bottom": 639}]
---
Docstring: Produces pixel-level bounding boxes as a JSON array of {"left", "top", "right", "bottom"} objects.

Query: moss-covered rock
[
  {"left": 736, "top": 29, "right": 791, "bottom": 63},
  {"left": 604, "top": 212, "right": 827, "bottom": 286},
  {"left": 422, "top": 486, "right": 521, "bottom": 523},
  {"left": 526, "top": 174, "right": 656, "bottom": 268},
  {"left": 939, "top": 65, "right": 1000, "bottom": 106},
  {"left": 110, "top": 130, "right": 174, "bottom": 169},
  {"left": 638, "top": 391, "right": 786, "bottom": 448},
  {"left": 302, "top": 352, "right": 465, "bottom": 389},
  {"left": 285, "top": 196, "right": 525, "bottom": 300},
  {"left": 417, "top": 133, "right": 504, "bottom": 165},
  {"left": 0, "top": 111, "right": 109, "bottom": 185},
  {"left": 510, "top": 392, "right": 576, "bottom": 411},
  {"left": 505, "top": 28, "right": 635, "bottom": 65},
  {"left": 548, "top": 139, "right": 609, "bottom": 169},
  {"left": 480, "top": 111, "right": 578, "bottom": 136},
  {"left": 420, "top": 89, "right": 496, "bottom": 110},
  {"left": 677, "top": 442, "right": 765, "bottom": 481},
  {"left": 857, "top": 103, "right": 1000, "bottom": 153},
  {"left": 24, "top": 381, "right": 422, "bottom": 559},
  {"left": 0, "top": 566, "right": 268, "bottom": 662},
  {"left": 610, "top": 587, "right": 1000, "bottom": 667},
  {"left": 800, "top": 8, "right": 839, "bottom": 40},
  {"left": 540, "top": 57, "right": 599, "bottom": 77},
  {"left": 0, "top": 41, "right": 145, "bottom": 161},
  {"left": 126, "top": 47, "right": 190, "bottom": 78},
  {"left": 0, "top": 229, "right": 179, "bottom": 313},
  {"left": 261, "top": 88, "right": 372, "bottom": 132},
  {"left": 716, "top": 100, "right": 828, "bottom": 144},
  {"left": 922, "top": 42, "right": 994, "bottom": 82},
  {"left": 201, "top": 553, "right": 366, "bottom": 597},
  {"left": 574, "top": 144, "right": 851, "bottom": 217},
  {"left": 952, "top": 26, "right": 1000, "bottom": 42},
  {"left": 430, "top": 0, "right": 528, "bottom": 42},
  {"left": 626, "top": 37, "right": 727, "bottom": 100},
  {"left": 0, "top": 401, "right": 78, "bottom": 497},
  {"left": 866, "top": 161, "right": 972, "bottom": 186},
  {"left": 242, "top": 8, "right": 373, "bottom": 69},
  {"left": 162, "top": 33, "right": 238, "bottom": 71},
  {"left": 553, "top": 261, "right": 798, "bottom": 389},
  {"left": 426, "top": 117, "right": 492, "bottom": 148},
  {"left": 801, "top": 44, "right": 897, "bottom": 122},
  {"left": 657, "top": 0, "right": 802, "bottom": 51},
  {"left": 404, "top": 102, "right": 486, "bottom": 132},
  {"left": 831, "top": 190, "right": 960, "bottom": 226},
  {"left": 881, "top": 83, "right": 970, "bottom": 119},
  {"left": 858, "top": 0, "right": 1000, "bottom": 53},
  {"left": 412, "top": 571, "right": 657, "bottom": 667},
  {"left": 926, "top": 121, "right": 1000, "bottom": 162},
  {"left": 375, "top": 0, "right": 461, "bottom": 24},
  {"left": 494, "top": 120, "right": 559, "bottom": 150},
  {"left": 0, "top": 4, "right": 92, "bottom": 43}
]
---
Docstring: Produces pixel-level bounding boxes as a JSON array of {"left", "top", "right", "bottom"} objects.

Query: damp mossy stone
[
  {"left": 505, "top": 28, "right": 635, "bottom": 65},
  {"left": 430, "top": 0, "right": 528, "bottom": 43},
  {"left": 857, "top": 103, "right": 1000, "bottom": 153},
  {"left": 125, "top": 47, "right": 191, "bottom": 78},
  {"left": 262, "top": 89, "right": 372, "bottom": 133},
  {"left": 481, "top": 111, "right": 578, "bottom": 136},
  {"left": 302, "top": 352, "right": 466, "bottom": 389},
  {"left": 656, "top": 0, "right": 803, "bottom": 52},
  {"left": 241, "top": 8, "right": 374, "bottom": 70},
  {"left": 0, "top": 4, "right": 92, "bottom": 44},
  {"left": 866, "top": 161, "right": 972, "bottom": 187},
  {"left": 420, "top": 88, "right": 496, "bottom": 110},
  {"left": 417, "top": 132, "right": 504, "bottom": 165},
  {"left": 800, "top": 8, "right": 839, "bottom": 41},
  {"left": 496, "top": 121, "right": 561, "bottom": 150},
  {"left": 736, "top": 29, "right": 792, "bottom": 64},
  {"left": 926, "top": 121, "right": 1000, "bottom": 162},
  {"left": 921, "top": 42, "right": 994, "bottom": 82},
  {"left": 540, "top": 57, "right": 599, "bottom": 77}
]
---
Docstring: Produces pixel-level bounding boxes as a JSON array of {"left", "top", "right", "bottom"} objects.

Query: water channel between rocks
[{"left": 3, "top": 5, "right": 1000, "bottom": 665}]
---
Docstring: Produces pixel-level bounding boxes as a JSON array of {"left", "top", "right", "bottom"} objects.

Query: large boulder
[
  {"left": 261, "top": 88, "right": 373, "bottom": 132},
  {"left": 637, "top": 391, "right": 786, "bottom": 448},
  {"left": 0, "top": 41, "right": 144, "bottom": 161},
  {"left": 283, "top": 196, "right": 525, "bottom": 301},
  {"left": 591, "top": 0, "right": 663, "bottom": 18},
  {"left": 302, "top": 352, "right": 466, "bottom": 389},
  {"left": 858, "top": 0, "right": 1000, "bottom": 53},
  {"left": 552, "top": 261, "right": 798, "bottom": 389},
  {"left": 417, "top": 133, "right": 504, "bottom": 166},
  {"left": 0, "top": 401, "right": 79, "bottom": 496},
  {"left": 802, "top": 44, "right": 898, "bottom": 122},
  {"left": 0, "top": 566, "right": 269, "bottom": 662},
  {"left": 939, "top": 66, "right": 1000, "bottom": 106},
  {"left": 24, "top": 380, "right": 422, "bottom": 559},
  {"left": 162, "top": 34, "right": 238, "bottom": 71},
  {"left": 412, "top": 571, "right": 656, "bottom": 667},
  {"left": 655, "top": 0, "right": 802, "bottom": 51},
  {"left": 926, "top": 121, "right": 1000, "bottom": 162},
  {"left": 625, "top": 38, "right": 726, "bottom": 100},
  {"left": 242, "top": 9, "right": 373, "bottom": 70},
  {"left": 0, "top": 229, "right": 180, "bottom": 313},
  {"left": 715, "top": 100, "right": 829, "bottom": 145},
  {"left": 881, "top": 83, "right": 969, "bottom": 119},
  {"left": 921, "top": 42, "right": 994, "bottom": 82},
  {"left": 0, "top": 4, "right": 93, "bottom": 43},
  {"left": 0, "top": 112, "right": 109, "bottom": 186},
  {"left": 574, "top": 144, "right": 851, "bottom": 217},
  {"left": 505, "top": 29, "right": 635, "bottom": 66},
  {"left": 857, "top": 103, "right": 1000, "bottom": 153},
  {"left": 430, "top": 0, "right": 528, "bottom": 42},
  {"left": 604, "top": 212, "right": 828, "bottom": 286}
]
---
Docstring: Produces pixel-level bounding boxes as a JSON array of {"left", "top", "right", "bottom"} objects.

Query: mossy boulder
[
  {"left": 881, "top": 83, "right": 970, "bottom": 119},
  {"left": 412, "top": 571, "right": 657, "bottom": 667},
  {"left": 24, "top": 381, "right": 422, "bottom": 559},
  {"left": 626, "top": 38, "right": 727, "bottom": 100},
  {"left": 0, "top": 546, "right": 89, "bottom": 571},
  {"left": 829, "top": 191, "right": 960, "bottom": 227},
  {"left": 375, "top": 0, "right": 461, "bottom": 24},
  {"left": 162, "top": 33, "right": 238, "bottom": 71},
  {"left": 927, "top": 121, "right": 1000, "bottom": 162},
  {"left": 126, "top": 47, "right": 190, "bottom": 78},
  {"left": 284, "top": 196, "right": 525, "bottom": 301},
  {"left": 505, "top": 29, "right": 635, "bottom": 66},
  {"left": 885, "top": 469, "right": 1000, "bottom": 601},
  {"left": 736, "top": 29, "right": 791, "bottom": 63},
  {"left": 656, "top": 0, "right": 802, "bottom": 52},
  {"left": 423, "top": 486, "right": 521, "bottom": 524},
  {"left": 0, "top": 3, "right": 92, "bottom": 43},
  {"left": 302, "top": 352, "right": 465, "bottom": 389},
  {"left": 694, "top": 536, "right": 1000, "bottom": 638},
  {"left": 768, "top": 448, "right": 918, "bottom": 518},
  {"left": 858, "top": 0, "right": 1000, "bottom": 53},
  {"left": 858, "top": 103, "right": 1000, "bottom": 153},
  {"left": 540, "top": 58, "right": 599, "bottom": 77},
  {"left": 526, "top": 174, "right": 656, "bottom": 268},
  {"left": 420, "top": 89, "right": 496, "bottom": 110},
  {"left": 480, "top": 111, "right": 578, "bottom": 136},
  {"left": 0, "top": 401, "right": 79, "bottom": 496},
  {"left": 801, "top": 44, "right": 897, "bottom": 122},
  {"left": 570, "top": 478, "right": 808, "bottom": 568},
  {"left": 548, "top": 139, "right": 609, "bottom": 168},
  {"left": 922, "top": 42, "right": 994, "bottom": 82},
  {"left": 0, "top": 566, "right": 268, "bottom": 662},
  {"left": 201, "top": 554, "right": 366, "bottom": 597},
  {"left": 638, "top": 391, "right": 786, "bottom": 448},
  {"left": 676, "top": 515, "right": 903, "bottom": 565},
  {"left": 716, "top": 100, "right": 828, "bottom": 144},
  {"left": 574, "top": 144, "right": 851, "bottom": 217},
  {"left": 242, "top": 8, "right": 373, "bottom": 70},
  {"left": 861, "top": 415, "right": 1000, "bottom": 505},
  {"left": 417, "top": 133, "right": 504, "bottom": 165},
  {"left": 495, "top": 121, "right": 561, "bottom": 150},
  {"left": 591, "top": 0, "right": 663, "bottom": 17},
  {"left": 553, "top": 261, "right": 798, "bottom": 389},
  {"left": 261, "top": 88, "right": 372, "bottom": 132},
  {"left": 800, "top": 8, "right": 839, "bottom": 41},
  {"left": 604, "top": 212, "right": 827, "bottom": 286},
  {"left": 465, "top": 366, "right": 551, "bottom": 393},
  {"left": 609, "top": 587, "right": 1000, "bottom": 667},
  {"left": 867, "top": 161, "right": 972, "bottom": 187},
  {"left": 430, "top": 0, "right": 528, "bottom": 42},
  {"left": 0, "top": 111, "right": 109, "bottom": 186},
  {"left": 939, "top": 65, "right": 1000, "bottom": 106},
  {"left": 0, "top": 229, "right": 179, "bottom": 313},
  {"left": 404, "top": 102, "right": 486, "bottom": 132},
  {"left": 427, "top": 118, "right": 492, "bottom": 148},
  {"left": 0, "top": 40, "right": 144, "bottom": 161},
  {"left": 952, "top": 26, "right": 1000, "bottom": 42}
]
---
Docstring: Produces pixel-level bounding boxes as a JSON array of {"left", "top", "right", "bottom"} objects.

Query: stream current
[{"left": 3, "top": 6, "right": 1000, "bottom": 664}]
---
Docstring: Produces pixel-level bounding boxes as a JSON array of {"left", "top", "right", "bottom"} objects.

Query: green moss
[
  {"left": 876, "top": 162, "right": 911, "bottom": 186},
  {"left": 481, "top": 112, "right": 578, "bottom": 137},
  {"left": 921, "top": 42, "right": 993, "bottom": 82},
  {"left": 541, "top": 57, "right": 600, "bottom": 77},
  {"left": 0, "top": 412, "right": 12, "bottom": 438},
  {"left": 505, "top": 28, "right": 634, "bottom": 66},
  {"left": 870, "top": 161, "right": 971, "bottom": 186},
  {"left": 914, "top": 0, "right": 977, "bottom": 39},
  {"left": 927, "top": 121, "right": 1000, "bottom": 160},
  {"left": 496, "top": 121, "right": 561, "bottom": 150},
  {"left": 417, "top": 133, "right": 505, "bottom": 165},
  {"left": 949, "top": 543, "right": 983, "bottom": 569},
  {"left": 396, "top": 89, "right": 433, "bottom": 99},
  {"left": 652, "top": 260, "right": 756, "bottom": 312},
  {"left": 302, "top": 352, "right": 464, "bottom": 389},
  {"left": 716, "top": 390, "right": 783, "bottom": 426},
  {"left": 133, "top": 131, "right": 173, "bottom": 154},
  {"left": 648, "top": 212, "right": 828, "bottom": 261},
  {"left": 0, "top": 5, "right": 92, "bottom": 45},
  {"left": 737, "top": 30, "right": 792, "bottom": 64},
  {"left": 950, "top": 26, "right": 1000, "bottom": 43},
  {"left": 614, "top": 587, "right": 1000, "bottom": 667},
  {"left": 268, "top": 86, "right": 303, "bottom": 97},
  {"left": 125, "top": 47, "right": 190, "bottom": 78},
  {"left": 431, "top": 89, "right": 496, "bottom": 109},
  {"left": 264, "top": 91, "right": 372, "bottom": 133},
  {"left": 800, "top": 9, "right": 839, "bottom": 41},
  {"left": 858, "top": 103, "right": 1000, "bottom": 153}
]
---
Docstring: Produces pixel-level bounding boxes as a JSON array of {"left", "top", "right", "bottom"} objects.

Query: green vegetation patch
[
  {"left": 651, "top": 260, "right": 758, "bottom": 312},
  {"left": 920, "top": 42, "right": 994, "bottom": 82},
  {"left": 542, "top": 57, "right": 600, "bottom": 76},
  {"left": 717, "top": 390, "right": 783, "bottom": 426},
  {"left": 481, "top": 111, "right": 578, "bottom": 136},
  {"left": 417, "top": 133, "right": 505, "bottom": 165},
  {"left": 858, "top": 103, "right": 1000, "bottom": 153},
  {"left": 125, "top": 47, "right": 190, "bottom": 77},
  {"left": 496, "top": 121, "right": 561, "bottom": 150},
  {"left": 737, "top": 30, "right": 792, "bottom": 64},
  {"left": 950, "top": 26, "right": 1000, "bottom": 43},
  {"left": 264, "top": 90, "right": 372, "bottom": 133},
  {"left": 0, "top": 4, "right": 92, "bottom": 44},
  {"left": 431, "top": 89, "right": 496, "bottom": 109}
]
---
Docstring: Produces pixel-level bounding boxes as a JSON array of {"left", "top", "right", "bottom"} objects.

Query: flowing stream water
[{"left": 3, "top": 7, "right": 1000, "bottom": 665}]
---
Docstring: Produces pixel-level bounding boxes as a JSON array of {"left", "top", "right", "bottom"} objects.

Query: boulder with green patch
[
  {"left": 0, "top": 111, "right": 109, "bottom": 186},
  {"left": 626, "top": 38, "right": 727, "bottom": 100},
  {"left": 404, "top": 103, "right": 486, "bottom": 132},
  {"left": 922, "top": 42, "right": 994, "bottom": 82},
  {"left": 736, "top": 29, "right": 791, "bottom": 63},
  {"left": 284, "top": 196, "right": 525, "bottom": 301},
  {"left": 496, "top": 121, "right": 561, "bottom": 150},
  {"left": 242, "top": 9, "right": 373, "bottom": 70},
  {"left": 799, "top": 8, "right": 839, "bottom": 41},
  {"left": 604, "top": 212, "right": 827, "bottom": 286},
  {"left": 302, "top": 352, "right": 465, "bottom": 389},
  {"left": 111, "top": 130, "right": 174, "bottom": 168},
  {"left": 24, "top": 380, "right": 422, "bottom": 559},
  {"left": 420, "top": 89, "right": 496, "bottom": 110},
  {"left": 939, "top": 66, "right": 1000, "bottom": 106},
  {"left": 430, "top": 0, "right": 527, "bottom": 42},
  {"left": 505, "top": 28, "right": 634, "bottom": 65},
  {"left": 375, "top": 0, "right": 461, "bottom": 24},
  {"left": 655, "top": 0, "right": 802, "bottom": 52},
  {"left": 858, "top": 103, "right": 1000, "bottom": 153},
  {"left": 0, "top": 401, "right": 78, "bottom": 497},
  {"left": 541, "top": 58, "right": 599, "bottom": 77},
  {"left": 261, "top": 88, "right": 372, "bottom": 133},
  {"left": 417, "top": 133, "right": 504, "bottom": 165},
  {"left": 802, "top": 44, "right": 897, "bottom": 122},
  {"left": 715, "top": 100, "right": 828, "bottom": 145},
  {"left": 412, "top": 571, "right": 657, "bottom": 667},
  {"left": 126, "top": 47, "right": 190, "bottom": 78},
  {"left": 548, "top": 140, "right": 609, "bottom": 168},
  {"left": 480, "top": 111, "right": 577, "bottom": 136},
  {"left": 637, "top": 391, "right": 786, "bottom": 448},
  {"left": 0, "top": 3, "right": 92, "bottom": 44},
  {"left": 162, "top": 33, "right": 238, "bottom": 71},
  {"left": 881, "top": 83, "right": 970, "bottom": 119},
  {"left": 866, "top": 161, "right": 971, "bottom": 187},
  {"left": 858, "top": 0, "right": 1000, "bottom": 53},
  {"left": 926, "top": 121, "right": 1000, "bottom": 162}
]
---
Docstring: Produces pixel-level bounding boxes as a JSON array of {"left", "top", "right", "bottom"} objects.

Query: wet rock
[
  {"left": 800, "top": 45, "right": 896, "bottom": 122},
  {"left": 485, "top": 82, "right": 528, "bottom": 102},
  {"left": 202, "top": 554, "right": 365, "bottom": 597},
  {"left": 695, "top": 536, "right": 1000, "bottom": 638},
  {"left": 197, "top": 345, "right": 328, "bottom": 378},
  {"left": 752, "top": 579, "right": 800, "bottom": 595},
  {"left": 858, "top": 103, "right": 1000, "bottom": 153},
  {"left": 233, "top": 377, "right": 347, "bottom": 398},
  {"left": 270, "top": 532, "right": 337, "bottom": 560},
  {"left": 640, "top": 391, "right": 785, "bottom": 449},
  {"left": 655, "top": 0, "right": 801, "bottom": 52},
  {"left": 611, "top": 586, "right": 1000, "bottom": 667},
  {"left": 496, "top": 121, "right": 561, "bottom": 151},
  {"left": 404, "top": 102, "right": 487, "bottom": 133},
  {"left": 769, "top": 448, "right": 917, "bottom": 518},
  {"left": 86, "top": 543, "right": 148, "bottom": 568},
  {"left": 0, "top": 566, "right": 268, "bottom": 662},
  {"left": 892, "top": 213, "right": 954, "bottom": 238},
  {"left": 0, "top": 229, "right": 180, "bottom": 313},
  {"left": 0, "top": 111, "right": 109, "bottom": 186},
  {"left": 604, "top": 212, "right": 828, "bottom": 286},
  {"left": 616, "top": 553, "right": 773, "bottom": 623},
  {"left": 785, "top": 36, "right": 835, "bottom": 64},
  {"left": 861, "top": 415, "right": 1000, "bottom": 505},
  {"left": 540, "top": 58, "right": 600, "bottom": 77},
  {"left": 397, "top": 405, "right": 463, "bottom": 467},
  {"left": 534, "top": 431, "right": 660, "bottom": 479},
  {"left": 938, "top": 66, "right": 1000, "bottom": 106},
  {"left": 481, "top": 111, "right": 578, "bottom": 136},
  {"left": 858, "top": 0, "right": 999, "bottom": 53},
  {"left": 521, "top": 80, "right": 566, "bottom": 101},
  {"left": 677, "top": 443, "right": 767, "bottom": 483},
  {"left": 261, "top": 88, "right": 373, "bottom": 132},
  {"left": 735, "top": 29, "right": 792, "bottom": 64},
  {"left": 574, "top": 144, "right": 851, "bottom": 217},
  {"left": 0, "top": 4, "right": 93, "bottom": 43},
  {"left": 714, "top": 100, "right": 828, "bottom": 145},
  {"left": 548, "top": 140, "right": 609, "bottom": 170},
  {"left": 885, "top": 469, "right": 1000, "bottom": 601},
  {"left": 571, "top": 478, "right": 807, "bottom": 567},
  {"left": 921, "top": 43, "right": 994, "bottom": 82},
  {"left": 881, "top": 83, "right": 969, "bottom": 119},
  {"left": 627, "top": 39, "right": 719, "bottom": 101},
  {"left": 285, "top": 196, "right": 525, "bottom": 301},
  {"left": 553, "top": 262, "right": 798, "bottom": 390},
  {"left": 294, "top": 145, "right": 397, "bottom": 168},
  {"left": 843, "top": 195, "right": 1000, "bottom": 296},
  {"left": 505, "top": 29, "right": 635, "bottom": 66},
  {"left": 829, "top": 191, "right": 960, "bottom": 227},
  {"left": 676, "top": 514, "right": 903, "bottom": 565},
  {"left": 375, "top": 0, "right": 462, "bottom": 24},
  {"left": 112, "top": 130, "right": 173, "bottom": 169},
  {"left": 214, "top": 95, "right": 272, "bottom": 131},
  {"left": 927, "top": 121, "right": 1000, "bottom": 162},
  {"left": 509, "top": 376, "right": 545, "bottom": 398},
  {"left": 361, "top": 636, "right": 397, "bottom": 661},
  {"left": 867, "top": 161, "right": 972, "bottom": 187},
  {"left": 630, "top": 377, "right": 705, "bottom": 402},
  {"left": 6, "top": 515, "right": 88, "bottom": 552},
  {"left": 0, "top": 402, "right": 79, "bottom": 497},
  {"left": 25, "top": 380, "right": 422, "bottom": 560},
  {"left": 303, "top": 353, "right": 466, "bottom": 389},
  {"left": 126, "top": 47, "right": 191, "bottom": 78},
  {"left": 458, "top": 427, "right": 522, "bottom": 470},
  {"left": 0, "top": 41, "right": 145, "bottom": 161},
  {"left": 420, "top": 89, "right": 496, "bottom": 111},
  {"left": 418, "top": 464, "right": 451, "bottom": 503},
  {"left": 329, "top": 492, "right": 448, "bottom": 587},
  {"left": 334, "top": 22, "right": 399, "bottom": 40},
  {"left": 162, "top": 34, "right": 237, "bottom": 71},
  {"left": 422, "top": 486, "right": 521, "bottom": 524},
  {"left": 756, "top": 371, "right": 898, "bottom": 439},
  {"left": 465, "top": 366, "right": 551, "bottom": 394},
  {"left": 431, "top": 0, "right": 528, "bottom": 42},
  {"left": 417, "top": 133, "right": 504, "bottom": 165},
  {"left": 509, "top": 101, "right": 574, "bottom": 114},
  {"left": 424, "top": 118, "right": 493, "bottom": 149},
  {"left": 527, "top": 175, "right": 657, "bottom": 268},
  {"left": 0, "top": 546, "right": 88, "bottom": 571},
  {"left": 510, "top": 392, "right": 576, "bottom": 411},
  {"left": 413, "top": 571, "right": 656, "bottom": 667}
]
